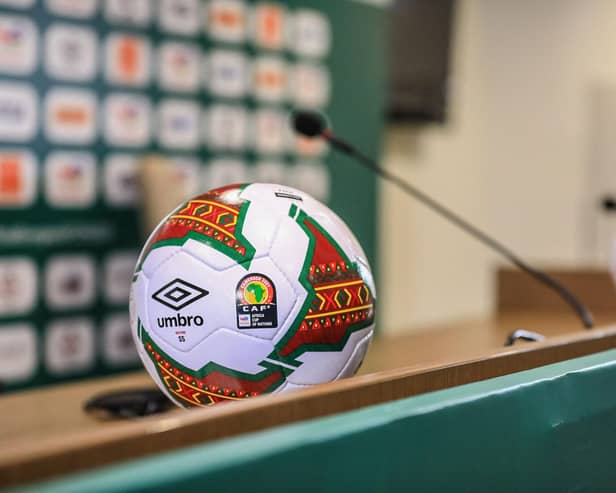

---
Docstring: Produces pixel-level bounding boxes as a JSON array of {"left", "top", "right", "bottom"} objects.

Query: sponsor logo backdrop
[{"left": 0, "top": 0, "right": 386, "bottom": 391}]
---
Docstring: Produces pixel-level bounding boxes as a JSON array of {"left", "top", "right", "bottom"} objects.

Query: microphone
[{"left": 292, "top": 110, "right": 595, "bottom": 330}]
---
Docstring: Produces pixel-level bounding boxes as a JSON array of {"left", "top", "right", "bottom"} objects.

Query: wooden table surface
[
  {"left": 2, "top": 310, "right": 615, "bottom": 487},
  {"left": 3, "top": 311, "right": 615, "bottom": 447},
  {"left": 360, "top": 311, "right": 616, "bottom": 373}
]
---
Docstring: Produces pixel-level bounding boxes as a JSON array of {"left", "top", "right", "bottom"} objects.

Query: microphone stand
[{"left": 310, "top": 126, "right": 595, "bottom": 342}]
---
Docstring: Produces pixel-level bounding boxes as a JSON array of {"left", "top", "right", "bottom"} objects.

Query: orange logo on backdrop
[
  {"left": 54, "top": 107, "right": 89, "bottom": 124},
  {"left": 256, "top": 69, "right": 285, "bottom": 88},
  {"left": 118, "top": 37, "right": 140, "bottom": 79},
  {"left": 213, "top": 10, "right": 244, "bottom": 28},
  {"left": 258, "top": 6, "right": 283, "bottom": 48},
  {"left": 0, "top": 155, "right": 22, "bottom": 198}
]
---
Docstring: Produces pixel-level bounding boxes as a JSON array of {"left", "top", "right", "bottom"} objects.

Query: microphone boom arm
[{"left": 323, "top": 131, "right": 594, "bottom": 330}]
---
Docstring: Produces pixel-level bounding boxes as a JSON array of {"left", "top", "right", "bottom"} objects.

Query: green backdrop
[{"left": 0, "top": 0, "right": 387, "bottom": 392}]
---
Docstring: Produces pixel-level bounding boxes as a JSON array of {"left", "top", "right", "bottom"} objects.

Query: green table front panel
[
  {"left": 0, "top": 0, "right": 388, "bottom": 392},
  {"left": 18, "top": 348, "right": 616, "bottom": 493}
]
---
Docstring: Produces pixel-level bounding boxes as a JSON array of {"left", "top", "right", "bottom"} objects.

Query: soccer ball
[{"left": 130, "top": 183, "right": 376, "bottom": 408}]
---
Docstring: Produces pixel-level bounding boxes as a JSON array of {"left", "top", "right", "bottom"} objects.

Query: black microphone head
[{"left": 292, "top": 111, "right": 326, "bottom": 138}]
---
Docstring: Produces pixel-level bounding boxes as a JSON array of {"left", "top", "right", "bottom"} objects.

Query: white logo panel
[
  {"left": 292, "top": 9, "right": 331, "bottom": 58},
  {"left": 45, "top": 88, "right": 97, "bottom": 144},
  {"left": 253, "top": 108, "right": 286, "bottom": 155},
  {"left": 103, "top": 250, "right": 138, "bottom": 305},
  {"left": 104, "top": 154, "right": 139, "bottom": 207},
  {"left": 45, "top": 151, "right": 96, "bottom": 208},
  {"left": 252, "top": 3, "right": 287, "bottom": 50},
  {"left": 45, "top": 255, "right": 96, "bottom": 310},
  {"left": 289, "top": 161, "right": 331, "bottom": 202},
  {"left": 252, "top": 57, "right": 287, "bottom": 102},
  {"left": 0, "top": 324, "right": 36, "bottom": 383},
  {"left": 45, "top": 24, "right": 97, "bottom": 82},
  {"left": 253, "top": 160, "right": 286, "bottom": 185},
  {"left": 0, "top": 258, "right": 36, "bottom": 316},
  {"left": 207, "top": 50, "right": 249, "bottom": 98},
  {"left": 207, "top": 0, "right": 247, "bottom": 43},
  {"left": 168, "top": 156, "right": 200, "bottom": 200},
  {"left": 105, "top": 34, "right": 151, "bottom": 87},
  {"left": 205, "top": 104, "right": 248, "bottom": 151},
  {"left": 291, "top": 64, "right": 330, "bottom": 108},
  {"left": 46, "top": 0, "right": 97, "bottom": 18},
  {"left": 158, "top": 0, "right": 201, "bottom": 35},
  {"left": 203, "top": 158, "right": 249, "bottom": 190},
  {"left": 0, "top": 149, "right": 36, "bottom": 207},
  {"left": 0, "top": 82, "right": 37, "bottom": 142},
  {"left": 104, "top": 93, "right": 151, "bottom": 147},
  {"left": 105, "top": 0, "right": 151, "bottom": 26},
  {"left": 0, "top": 14, "right": 37, "bottom": 74},
  {"left": 45, "top": 318, "right": 95, "bottom": 375},
  {"left": 158, "top": 99, "right": 200, "bottom": 150},
  {"left": 158, "top": 42, "right": 200, "bottom": 93},
  {"left": 103, "top": 314, "right": 139, "bottom": 366}
]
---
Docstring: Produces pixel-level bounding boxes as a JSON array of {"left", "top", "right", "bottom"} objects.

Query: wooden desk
[
  {"left": 362, "top": 310, "right": 616, "bottom": 373},
  {"left": 2, "top": 311, "right": 616, "bottom": 488}
]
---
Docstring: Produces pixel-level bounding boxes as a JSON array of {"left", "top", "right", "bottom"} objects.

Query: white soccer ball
[{"left": 130, "top": 183, "right": 375, "bottom": 408}]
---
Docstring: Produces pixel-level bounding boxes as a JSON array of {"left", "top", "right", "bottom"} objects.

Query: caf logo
[
  {"left": 236, "top": 274, "right": 277, "bottom": 329},
  {"left": 239, "top": 276, "right": 273, "bottom": 305}
]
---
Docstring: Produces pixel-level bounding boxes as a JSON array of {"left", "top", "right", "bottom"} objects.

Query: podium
[
  {"left": 1, "top": 315, "right": 616, "bottom": 490},
  {"left": 2, "top": 269, "right": 616, "bottom": 490}
]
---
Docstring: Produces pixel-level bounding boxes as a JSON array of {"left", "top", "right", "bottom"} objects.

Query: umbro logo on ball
[{"left": 151, "top": 278, "right": 209, "bottom": 311}]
